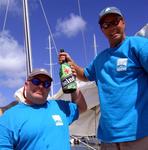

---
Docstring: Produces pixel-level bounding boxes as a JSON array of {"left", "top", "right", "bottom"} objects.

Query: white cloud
[
  {"left": 0, "top": 0, "right": 21, "bottom": 14},
  {"left": 55, "top": 13, "right": 86, "bottom": 37},
  {"left": 0, "top": 0, "right": 39, "bottom": 15},
  {"left": 0, "top": 31, "right": 26, "bottom": 88},
  {"left": 0, "top": 92, "right": 16, "bottom": 107},
  {"left": 0, "top": 93, "right": 7, "bottom": 106}
]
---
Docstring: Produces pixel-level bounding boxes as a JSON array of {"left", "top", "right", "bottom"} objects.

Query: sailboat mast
[
  {"left": 48, "top": 35, "right": 53, "bottom": 96},
  {"left": 23, "top": 0, "right": 33, "bottom": 76},
  {"left": 93, "top": 34, "right": 97, "bottom": 57}
]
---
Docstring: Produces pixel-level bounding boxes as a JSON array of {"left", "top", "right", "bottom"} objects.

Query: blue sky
[{"left": 0, "top": 0, "right": 148, "bottom": 106}]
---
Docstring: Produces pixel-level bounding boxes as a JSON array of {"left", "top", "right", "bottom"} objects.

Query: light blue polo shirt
[
  {"left": 84, "top": 36, "right": 148, "bottom": 142},
  {"left": 0, "top": 100, "right": 78, "bottom": 149}
]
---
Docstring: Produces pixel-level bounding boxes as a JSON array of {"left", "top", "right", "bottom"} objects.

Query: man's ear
[
  {"left": 25, "top": 81, "right": 28, "bottom": 86},
  {"left": 121, "top": 18, "right": 125, "bottom": 25}
]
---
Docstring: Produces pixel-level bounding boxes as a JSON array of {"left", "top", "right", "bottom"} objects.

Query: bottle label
[
  {"left": 60, "top": 63, "right": 72, "bottom": 78},
  {"left": 60, "top": 62, "right": 77, "bottom": 93},
  {"left": 61, "top": 74, "right": 75, "bottom": 88}
]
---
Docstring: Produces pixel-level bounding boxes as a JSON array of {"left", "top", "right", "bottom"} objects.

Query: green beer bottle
[{"left": 59, "top": 49, "right": 77, "bottom": 93}]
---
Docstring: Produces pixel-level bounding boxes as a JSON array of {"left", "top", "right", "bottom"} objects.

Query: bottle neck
[{"left": 61, "top": 59, "right": 67, "bottom": 64}]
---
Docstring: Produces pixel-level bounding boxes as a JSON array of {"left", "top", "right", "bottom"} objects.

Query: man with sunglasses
[
  {"left": 0, "top": 68, "right": 87, "bottom": 150},
  {"left": 59, "top": 6, "right": 148, "bottom": 150}
]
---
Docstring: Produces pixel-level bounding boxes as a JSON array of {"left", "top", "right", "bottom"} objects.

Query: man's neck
[{"left": 24, "top": 98, "right": 33, "bottom": 105}]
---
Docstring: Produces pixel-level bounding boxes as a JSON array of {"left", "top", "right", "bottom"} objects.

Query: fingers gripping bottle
[{"left": 59, "top": 49, "right": 77, "bottom": 93}]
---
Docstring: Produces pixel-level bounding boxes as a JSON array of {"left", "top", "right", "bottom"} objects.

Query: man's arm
[
  {"left": 0, "top": 124, "right": 13, "bottom": 149},
  {"left": 71, "top": 89, "right": 87, "bottom": 113},
  {"left": 59, "top": 51, "right": 88, "bottom": 81}
]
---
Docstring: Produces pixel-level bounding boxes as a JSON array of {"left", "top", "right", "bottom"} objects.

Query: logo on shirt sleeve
[
  {"left": 116, "top": 58, "right": 128, "bottom": 71},
  {"left": 52, "top": 115, "right": 63, "bottom": 126}
]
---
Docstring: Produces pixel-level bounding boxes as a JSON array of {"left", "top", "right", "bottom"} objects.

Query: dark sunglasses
[
  {"left": 28, "top": 78, "right": 51, "bottom": 89},
  {"left": 100, "top": 17, "right": 122, "bottom": 29}
]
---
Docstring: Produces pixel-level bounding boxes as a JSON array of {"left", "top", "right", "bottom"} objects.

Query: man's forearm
[
  {"left": 71, "top": 89, "right": 87, "bottom": 113},
  {"left": 73, "top": 64, "right": 88, "bottom": 82}
]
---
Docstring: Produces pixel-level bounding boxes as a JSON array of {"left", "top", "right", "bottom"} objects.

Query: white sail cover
[
  {"left": 52, "top": 81, "right": 99, "bottom": 109},
  {"left": 135, "top": 24, "right": 148, "bottom": 37}
]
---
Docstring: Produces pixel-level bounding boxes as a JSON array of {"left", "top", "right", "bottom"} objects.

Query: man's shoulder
[
  {"left": 1, "top": 103, "right": 28, "bottom": 117},
  {"left": 48, "top": 99, "right": 71, "bottom": 106},
  {"left": 127, "top": 36, "right": 148, "bottom": 42},
  {"left": 95, "top": 48, "right": 109, "bottom": 60},
  {"left": 48, "top": 99, "right": 77, "bottom": 110},
  {"left": 124, "top": 36, "right": 148, "bottom": 49}
]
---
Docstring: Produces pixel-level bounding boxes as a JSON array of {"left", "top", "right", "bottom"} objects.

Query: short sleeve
[
  {"left": 56, "top": 100, "right": 79, "bottom": 125},
  {"left": 84, "top": 60, "right": 96, "bottom": 81},
  {"left": 0, "top": 124, "right": 13, "bottom": 149}
]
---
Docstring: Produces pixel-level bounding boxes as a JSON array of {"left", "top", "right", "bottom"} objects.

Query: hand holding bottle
[{"left": 59, "top": 49, "right": 77, "bottom": 93}]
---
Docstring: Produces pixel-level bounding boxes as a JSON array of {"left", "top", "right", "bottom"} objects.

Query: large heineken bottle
[{"left": 59, "top": 49, "right": 77, "bottom": 93}]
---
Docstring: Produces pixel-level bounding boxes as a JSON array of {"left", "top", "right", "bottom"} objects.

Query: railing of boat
[{"left": 70, "top": 135, "right": 100, "bottom": 150}]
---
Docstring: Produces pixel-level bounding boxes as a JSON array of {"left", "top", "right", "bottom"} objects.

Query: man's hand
[{"left": 58, "top": 51, "right": 88, "bottom": 81}]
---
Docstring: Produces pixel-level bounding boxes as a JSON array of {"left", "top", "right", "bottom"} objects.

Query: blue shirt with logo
[
  {"left": 0, "top": 100, "right": 78, "bottom": 149},
  {"left": 84, "top": 36, "right": 148, "bottom": 142}
]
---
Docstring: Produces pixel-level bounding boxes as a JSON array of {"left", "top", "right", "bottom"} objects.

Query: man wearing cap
[
  {"left": 59, "top": 6, "right": 148, "bottom": 150},
  {"left": 0, "top": 68, "right": 87, "bottom": 150}
]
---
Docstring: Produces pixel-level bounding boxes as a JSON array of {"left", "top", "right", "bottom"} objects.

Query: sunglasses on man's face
[
  {"left": 100, "top": 17, "right": 122, "bottom": 29},
  {"left": 28, "top": 78, "right": 51, "bottom": 89}
]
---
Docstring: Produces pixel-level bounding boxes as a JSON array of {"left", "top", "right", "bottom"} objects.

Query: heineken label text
[{"left": 61, "top": 75, "right": 75, "bottom": 87}]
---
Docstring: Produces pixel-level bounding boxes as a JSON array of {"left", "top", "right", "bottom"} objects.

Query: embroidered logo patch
[
  {"left": 116, "top": 58, "right": 128, "bottom": 71},
  {"left": 52, "top": 115, "right": 63, "bottom": 126}
]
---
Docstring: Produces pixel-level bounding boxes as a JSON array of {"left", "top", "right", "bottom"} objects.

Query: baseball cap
[
  {"left": 27, "top": 69, "right": 53, "bottom": 81},
  {"left": 99, "top": 6, "right": 123, "bottom": 24}
]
